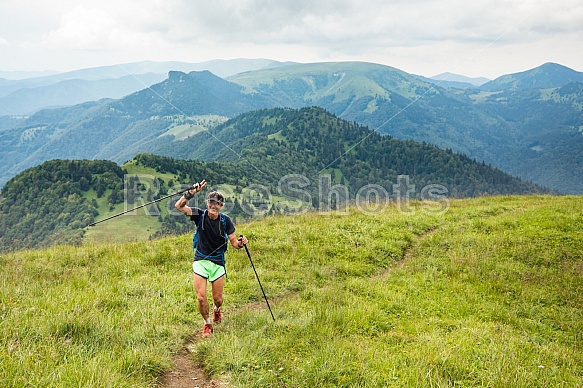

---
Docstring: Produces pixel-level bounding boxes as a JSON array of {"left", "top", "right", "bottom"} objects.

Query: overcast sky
[{"left": 1, "top": 0, "right": 581, "bottom": 79}]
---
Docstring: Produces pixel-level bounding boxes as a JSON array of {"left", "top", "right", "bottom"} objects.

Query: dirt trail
[
  {"left": 158, "top": 336, "right": 226, "bottom": 388},
  {"left": 373, "top": 226, "right": 438, "bottom": 280}
]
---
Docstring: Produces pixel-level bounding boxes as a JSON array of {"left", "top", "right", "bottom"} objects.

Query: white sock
[
  {"left": 213, "top": 305, "right": 220, "bottom": 311},
  {"left": 205, "top": 318, "right": 212, "bottom": 324}
]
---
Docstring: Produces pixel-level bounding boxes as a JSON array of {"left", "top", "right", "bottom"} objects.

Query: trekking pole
[
  {"left": 241, "top": 235, "right": 275, "bottom": 321},
  {"left": 88, "top": 187, "right": 191, "bottom": 226}
]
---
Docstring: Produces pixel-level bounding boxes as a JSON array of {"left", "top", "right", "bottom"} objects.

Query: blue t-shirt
[{"left": 190, "top": 207, "right": 235, "bottom": 266}]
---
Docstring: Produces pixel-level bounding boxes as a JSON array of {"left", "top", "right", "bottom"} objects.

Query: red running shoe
[
  {"left": 202, "top": 323, "right": 213, "bottom": 338},
  {"left": 213, "top": 308, "right": 223, "bottom": 323}
]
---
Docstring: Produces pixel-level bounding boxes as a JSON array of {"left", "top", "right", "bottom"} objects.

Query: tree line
[{"left": 0, "top": 160, "right": 125, "bottom": 251}]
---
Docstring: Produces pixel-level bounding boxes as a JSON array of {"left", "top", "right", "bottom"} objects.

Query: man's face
[{"left": 207, "top": 200, "right": 223, "bottom": 215}]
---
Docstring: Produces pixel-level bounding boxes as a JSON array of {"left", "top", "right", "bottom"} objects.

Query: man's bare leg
[
  {"left": 211, "top": 275, "right": 225, "bottom": 309},
  {"left": 193, "top": 273, "right": 209, "bottom": 321},
  {"left": 211, "top": 275, "right": 225, "bottom": 323}
]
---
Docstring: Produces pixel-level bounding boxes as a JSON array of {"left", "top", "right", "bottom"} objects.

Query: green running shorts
[{"left": 192, "top": 260, "right": 226, "bottom": 282}]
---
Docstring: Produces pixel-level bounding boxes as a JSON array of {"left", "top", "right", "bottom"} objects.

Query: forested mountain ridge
[
  {"left": 0, "top": 61, "right": 582, "bottom": 193},
  {"left": 152, "top": 107, "right": 550, "bottom": 197},
  {"left": 0, "top": 107, "right": 551, "bottom": 252},
  {"left": 0, "top": 160, "right": 125, "bottom": 251}
]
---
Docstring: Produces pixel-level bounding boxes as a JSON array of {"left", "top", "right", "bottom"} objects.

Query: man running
[{"left": 175, "top": 180, "right": 248, "bottom": 337}]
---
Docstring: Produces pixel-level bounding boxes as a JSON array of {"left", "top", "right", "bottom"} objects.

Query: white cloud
[
  {"left": 0, "top": 0, "right": 581, "bottom": 76},
  {"left": 155, "top": 0, "right": 583, "bottom": 66},
  {"left": 42, "top": 6, "right": 116, "bottom": 50},
  {"left": 41, "top": 0, "right": 172, "bottom": 50}
]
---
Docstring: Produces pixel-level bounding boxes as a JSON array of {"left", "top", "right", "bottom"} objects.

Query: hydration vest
[{"left": 192, "top": 209, "right": 228, "bottom": 264}]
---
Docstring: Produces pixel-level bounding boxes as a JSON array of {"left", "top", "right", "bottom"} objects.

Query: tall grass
[
  {"left": 1, "top": 195, "right": 582, "bottom": 387},
  {"left": 1, "top": 238, "right": 197, "bottom": 387}
]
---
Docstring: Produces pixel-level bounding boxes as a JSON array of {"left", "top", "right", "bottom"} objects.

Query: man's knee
[
  {"left": 197, "top": 293, "right": 207, "bottom": 305},
  {"left": 213, "top": 296, "right": 223, "bottom": 307}
]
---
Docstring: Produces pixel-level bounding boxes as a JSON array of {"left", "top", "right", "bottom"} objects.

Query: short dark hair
[{"left": 206, "top": 191, "right": 224, "bottom": 204}]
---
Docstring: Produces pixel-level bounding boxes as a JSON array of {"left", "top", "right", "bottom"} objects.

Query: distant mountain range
[
  {"left": 0, "top": 59, "right": 485, "bottom": 115},
  {"left": 0, "top": 59, "right": 288, "bottom": 115},
  {"left": 431, "top": 72, "right": 490, "bottom": 86},
  {"left": 417, "top": 72, "right": 490, "bottom": 89},
  {"left": 0, "top": 60, "right": 582, "bottom": 194},
  {"left": 0, "top": 74, "right": 164, "bottom": 116}
]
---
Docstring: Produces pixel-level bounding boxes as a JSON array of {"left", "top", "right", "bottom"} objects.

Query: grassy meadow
[{"left": 1, "top": 195, "right": 582, "bottom": 387}]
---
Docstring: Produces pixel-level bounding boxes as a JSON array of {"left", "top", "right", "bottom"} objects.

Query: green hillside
[
  {"left": 0, "top": 107, "right": 552, "bottom": 252},
  {"left": 228, "top": 61, "right": 424, "bottom": 103},
  {"left": 0, "top": 160, "right": 125, "bottom": 251},
  {"left": 1, "top": 195, "right": 582, "bottom": 386}
]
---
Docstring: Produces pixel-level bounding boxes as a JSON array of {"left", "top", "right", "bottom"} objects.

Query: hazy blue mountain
[
  {"left": 415, "top": 74, "right": 476, "bottom": 89},
  {"left": 28, "top": 58, "right": 284, "bottom": 81},
  {"left": 0, "top": 70, "right": 60, "bottom": 80},
  {"left": 431, "top": 72, "right": 490, "bottom": 86},
  {"left": 0, "top": 59, "right": 285, "bottom": 115},
  {"left": 0, "top": 73, "right": 166, "bottom": 116},
  {"left": 414, "top": 72, "right": 489, "bottom": 89}
]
